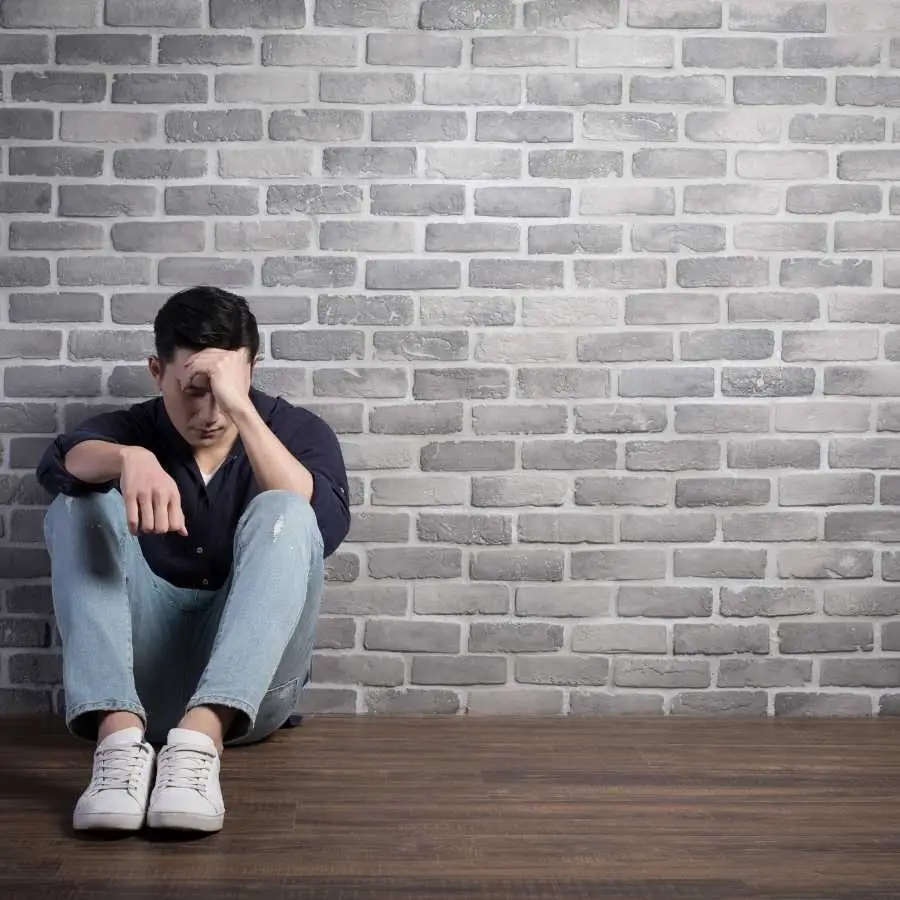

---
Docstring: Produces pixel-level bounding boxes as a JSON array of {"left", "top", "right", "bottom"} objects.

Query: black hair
[{"left": 153, "top": 286, "right": 260, "bottom": 364}]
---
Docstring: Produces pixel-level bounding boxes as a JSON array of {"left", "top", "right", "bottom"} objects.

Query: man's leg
[{"left": 146, "top": 490, "right": 324, "bottom": 831}]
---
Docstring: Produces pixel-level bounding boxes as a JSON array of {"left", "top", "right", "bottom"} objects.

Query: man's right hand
[{"left": 119, "top": 446, "right": 187, "bottom": 537}]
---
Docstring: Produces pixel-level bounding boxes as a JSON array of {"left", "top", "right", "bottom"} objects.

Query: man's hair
[{"left": 154, "top": 286, "right": 260, "bottom": 364}]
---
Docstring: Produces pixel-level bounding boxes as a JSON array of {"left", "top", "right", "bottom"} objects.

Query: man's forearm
[
  {"left": 64, "top": 441, "right": 133, "bottom": 484},
  {"left": 230, "top": 405, "right": 314, "bottom": 499}
]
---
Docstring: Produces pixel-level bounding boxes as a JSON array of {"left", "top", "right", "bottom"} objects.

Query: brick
[
  {"left": 476, "top": 112, "right": 573, "bottom": 143},
  {"left": 825, "top": 366, "right": 900, "bottom": 397},
  {"left": 634, "top": 149, "right": 725, "bottom": 180},
  {"left": 0, "top": 403, "right": 56, "bottom": 434},
  {"left": 10, "top": 293, "right": 103, "bottom": 324},
  {"left": 521, "top": 439, "right": 616, "bottom": 470},
  {"left": 412, "top": 656, "right": 507, "bottom": 686},
  {"left": 426, "top": 224, "right": 519, "bottom": 253},
  {"left": 421, "top": 440, "right": 515, "bottom": 472},
  {"left": 415, "top": 584, "right": 510, "bottom": 616},
  {"left": 5, "top": 586, "right": 53, "bottom": 616},
  {"left": 469, "top": 623, "right": 563, "bottom": 653},
  {"left": 632, "top": 224, "right": 724, "bottom": 254},
  {"left": 165, "top": 110, "right": 262, "bottom": 142},
  {"left": 216, "top": 73, "right": 310, "bottom": 104},
  {"left": 787, "top": 185, "right": 881, "bottom": 215},
  {"left": 2, "top": 0, "right": 97, "bottom": 25},
  {"left": 523, "top": 297, "right": 617, "bottom": 328},
  {"left": 532, "top": 225, "right": 622, "bottom": 260},
  {"left": 414, "top": 368, "right": 509, "bottom": 400},
  {"left": 470, "top": 260, "right": 564, "bottom": 291},
  {"left": 516, "top": 657, "right": 609, "bottom": 687},
  {"left": 529, "top": 150, "right": 623, "bottom": 181},
  {"left": 365, "top": 620, "right": 459, "bottom": 654},
  {"left": 615, "top": 659, "right": 710, "bottom": 688},
  {"left": 269, "top": 185, "right": 363, "bottom": 215},
  {"left": 583, "top": 112, "right": 677, "bottom": 142},
  {"left": 685, "top": 187, "right": 780, "bottom": 216},
  {"left": 526, "top": 0, "right": 619, "bottom": 29},
  {"left": 61, "top": 111, "right": 156, "bottom": 143},
  {"left": 472, "top": 475, "right": 567, "bottom": 507},
  {"left": 735, "top": 76, "right": 826, "bottom": 105},
  {"left": 476, "top": 334, "right": 570, "bottom": 364},
  {"left": 0, "top": 109, "right": 53, "bottom": 142},
  {"left": 297, "top": 688, "right": 356, "bottom": 714},
  {"left": 472, "top": 405, "right": 567, "bottom": 436},
  {"left": 368, "top": 548, "right": 462, "bottom": 580},
  {"left": 783, "top": 330, "right": 878, "bottom": 361},
  {"left": 832, "top": 439, "right": 900, "bottom": 470},
  {"left": 575, "top": 404, "right": 667, "bottom": 434},
  {"left": 9, "top": 223, "right": 103, "bottom": 252},
  {"left": 68, "top": 330, "right": 153, "bottom": 362},
  {"left": 582, "top": 186, "right": 675, "bottom": 216},
  {"left": 837, "top": 77, "right": 900, "bottom": 108},
  {"left": 367, "top": 34, "right": 461, "bottom": 67},
  {"left": 367, "top": 260, "right": 459, "bottom": 291},
  {"left": 59, "top": 256, "right": 151, "bottom": 287},
  {"left": 518, "top": 513, "right": 614, "bottom": 545},
  {"left": 376, "top": 330, "right": 468, "bottom": 361},
  {"left": 779, "top": 694, "right": 872, "bottom": 717},
  {"left": 515, "top": 586, "right": 613, "bottom": 618},
  {"left": 420, "top": 0, "right": 515, "bottom": 30},
  {"left": 315, "top": 0, "right": 417, "bottom": 27},
  {"left": 672, "top": 692, "right": 767, "bottom": 716},
  {"left": 729, "top": 1, "right": 825, "bottom": 32},
  {"left": 165, "top": 186, "right": 257, "bottom": 216},
  {"left": 790, "top": 114, "right": 885, "bottom": 143},
  {"left": 372, "top": 111, "right": 466, "bottom": 143},
  {"left": 0, "top": 34, "right": 48, "bottom": 64},
  {"left": 822, "top": 661, "right": 900, "bottom": 689},
  {"left": 683, "top": 329, "right": 775, "bottom": 361},
  {"left": 685, "top": 111, "right": 781, "bottom": 143},
  {"left": 0, "top": 259, "right": 51, "bottom": 288},
  {"left": 262, "top": 257, "right": 356, "bottom": 289},
  {"left": 371, "top": 475, "right": 466, "bottom": 506},
  {"left": 467, "top": 690, "right": 564, "bottom": 716},
  {"left": 106, "top": 0, "right": 200, "bottom": 24},
  {"left": 0, "top": 619, "right": 51, "bottom": 649},
  {"left": 571, "top": 693, "right": 664, "bottom": 715},
  {"left": 825, "top": 586, "right": 900, "bottom": 616},
  {"left": 322, "top": 222, "right": 415, "bottom": 253},
  {"left": 370, "top": 403, "right": 463, "bottom": 435},
  {"left": 322, "top": 586, "right": 407, "bottom": 616},
  {"left": 303, "top": 404, "right": 363, "bottom": 435},
  {"left": 728, "top": 439, "right": 819, "bottom": 469},
  {"left": 426, "top": 149, "right": 521, "bottom": 180},
  {"left": 55, "top": 34, "right": 148, "bottom": 65},
  {"left": 159, "top": 34, "right": 254, "bottom": 65},
  {"left": 575, "top": 476, "right": 669, "bottom": 507},
  {"left": 418, "top": 513, "right": 510, "bottom": 545},
  {"left": 475, "top": 36, "right": 570, "bottom": 67},
  {"left": 879, "top": 403, "right": 900, "bottom": 432},
  {"left": 620, "top": 369, "right": 714, "bottom": 399},
  {"left": 576, "top": 260, "right": 667, "bottom": 291},
  {"left": 626, "top": 294, "right": 719, "bottom": 325},
  {"left": 341, "top": 440, "right": 414, "bottom": 471},
  {"left": 424, "top": 74, "right": 520, "bottom": 106},
  {"left": 578, "top": 35, "right": 674, "bottom": 68},
  {"left": 675, "top": 404, "right": 770, "bottom": 434},
  {"left": 679, "top": 254, "right": 771, "bottom": 286},
  {"left": 111, "top": 74, "right": 205, "bottom": 104},
  {"left": 5, "top": 366, "right": 100, "bottom": 398},
  {"left": 780, "top": 473, "right": 875, "bottom": 506},
  {"left": 778, "top": 548, "right": 873, "bottom": 580},
  {"left": 630, "top": 75, "right": 725, "bottom": 105},
  {"left": 371, "top": 185, "right": 464, "bottom": 216},
  {"left": 832, "top": 294, "right": 900, "bottom": 325},
  {"left": 319, "top": 295, "right": 413, "bottom": 326},
  {"left": 719, "top": 659, "right": 812, "bottom": 689},
  {"left": 311, "top": 654, "right": 402, "bottom": 688},
  {"left": 676, "top": 477, "right": 770, "bottom": 507},
  {"left": 826, "top": 512, "right": 900, "bottom": 544},
  {"left": 721, "top": 586, "right": 815, "bottom": 618},
  {"left": 110, "top": 222, "right": 203, "bottom": 254},
  {"left": 313, "top": 368, "right": 407, "bottom": 400},
  {"left": 269, "top": 110, "right": 364, "bottom": 142},
  {"left": 271, "top": 330, "right": 364, "bottom": 362},
  {"left": 723, "top": 512, "right": 818, "bottom": 542},
  {"left": 475, "top": 187, "right": 569, "bottom": 219},
  {"left": 0, "top": 184, "right": 51, "bottom": 214},
  {"left": 527, "top": 74, "right": 621, "bottom": 107},
  {"left": 321, "top": 73, "right": 414, "bottom": 104},
  {"left": 158, "top": 258, "right": 252, "bottom": 288},
  {"left": 722, "top": 367, "right": 815, "bottom": 397},
  {"left": 108, "top": 293, "right": 170, "bottom": 325},
  {"left": 573, "top": 624, "right": 667, "bottom": 654},
  {"left": 59, "top": 186, "right": 156, "bottom": 218},
  {"left": 216, "top": 222, "right": 310, "bottom": 253},
  {"left": 366, "top": 689, "right": 459, "bottom": 715},
  {"left": 620, "top": 512, "right": 717, "bottom": 541},
  {"left": 785, "top": 37, "right": 881, "bottom": 68},
  {"left": 684, "top": 37, "right": 777, "bottom": 68},
  {"left": 113, "top": 149, "right": 206, "bottom": 181},
  {"left": 675, "top": 624, "right": 769, "bottom": 654},
  {"left": 729, "top": 293, "right": 819, "bottom": 323},
  {"left": 209, "top": 0, "right": 305, "bottom": 25}
]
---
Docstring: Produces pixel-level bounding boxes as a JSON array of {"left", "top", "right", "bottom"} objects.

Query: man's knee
[
  {"left": 239, "top": 490, "right": 320, "bottom": 544},
  {"left": 45, "top": 490, "right": 126, "bottom": 546}
]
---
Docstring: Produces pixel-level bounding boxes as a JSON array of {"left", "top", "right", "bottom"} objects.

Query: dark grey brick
[
  {"left": 113, "top": 73, "right": 207, "bottom": 104},
  {"left": 10, "top": 147, "right": 103, "bottom": 178},
  {"left": 269, "top": 109, "right": 364, "bottom": 142},
  {"left": 0, "top": 183, "right": 52, "bottom": 214},
  {"left": 12, "top": 72, "right": 106, "bottom": 104},
  {"left": 0, "top": 35, "right": 49, "bottom": 64},
  {"left": 676, "top": 477, "right": 770, "bottom": 508},
  {"left": 105, "top": 0, "right": 201, "bottom": 26},
  {"left": 0, "top": 259, "right": 52, "bottom": 288},
  {"left": 0, "top": 110, "right": 54, "bottom": 140},
  {"left": 210, "top": 0, "right": 305, "bottom": 26},
  {"left": 631, "top": 75, "right": 725, "bottom": 105},
  {"left": 165, "top": 110, "right": 262, "bottom": 142},
  {"left": 59, "top": 185, "right": 156, "bottom": 218},
  {"left": 56, "top": 34, "right": 151, "bottom": 65},
  {"left": 262, "top": 257, "right": 356, "bottom": 289},
  {"left": 323, "top": 148, "right": 417, "bottom": 178},
  {"left": 10, "top": 223, "right": 103, "bottom": 251},
  {"left": 159, "top": 34, "right": 254, "bottom": 65},
  {"left": 4, "top": 366, "right": 101, "bottom": 398}
]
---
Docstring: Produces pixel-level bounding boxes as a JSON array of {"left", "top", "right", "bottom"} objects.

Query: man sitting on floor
[{"left": 36, "top": 286, "right": 350, "bottom": 834}]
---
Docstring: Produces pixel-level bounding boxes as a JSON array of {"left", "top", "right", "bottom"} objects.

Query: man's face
[{"left": 149, "top": 347, "right": 251, "bottom": 449}]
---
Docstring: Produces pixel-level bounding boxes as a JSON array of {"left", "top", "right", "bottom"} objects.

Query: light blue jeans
[{"left": 44, "top": 489, "right": 325, "bottom": 746}]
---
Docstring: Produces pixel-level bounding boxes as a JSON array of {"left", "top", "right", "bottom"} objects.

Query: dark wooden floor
[{"left": 1, "top": 715, "right": 900, "bottom": 899}]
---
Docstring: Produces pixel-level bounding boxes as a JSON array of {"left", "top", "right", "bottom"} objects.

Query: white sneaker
[
  {"left": 73, "top": 726, "right": 155, "bottom": 831},
  {"left": 147, "top": 728, "right": 224, "bottom": 832}
]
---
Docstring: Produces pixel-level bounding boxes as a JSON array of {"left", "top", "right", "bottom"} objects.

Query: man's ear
[{"left": 148, "top": 355, "right": 163, "bottom": 387}]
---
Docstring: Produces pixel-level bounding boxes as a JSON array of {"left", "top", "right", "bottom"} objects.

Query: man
[{"left": 36, "top": 286, "right": 350, "bottom": 834}]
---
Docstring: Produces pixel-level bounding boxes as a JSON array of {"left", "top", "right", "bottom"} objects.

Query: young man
[{"left": 36, "top": 286, "right": 350, "bottom": 834}]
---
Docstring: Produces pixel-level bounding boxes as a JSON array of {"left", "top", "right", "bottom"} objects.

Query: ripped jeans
[{"left": 44, "top": 489, "right": 325, "bottom": 746}]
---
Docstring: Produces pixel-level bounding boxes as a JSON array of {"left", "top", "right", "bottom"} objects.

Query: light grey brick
[
  {"left": 676, "top": 477, "right": 770, "bottom": 507},
  {"left": 631, "top": 75, "right": 725, "bottom": 105},
  {"left": 105, "top": 0, "right": 201, "bottom": 26},
  {"left": 672, "top": 692, "right": 767, "bottom": 716},
  {"left": 529, "top": 150, "right": 623, "bottom": 180},
  {"left": 269, "top": 185, "right": 363, "bottom": 215},
  {"left": 832, "top": 296, "right": 900, "bottom": 327},
  {"left": 160, "top": 34, "right": 255, "bottom": 65},
  {"left": 341, "top": 439, "right": 414, "bottom": 471},
  {"left": 320, "top": 222, "right": 413, "bottom": 254},
  {"left": 366, "top": 689, "right": 459, "bottom": 715},
  {"left": 882, "top": 624, "right": 900, "bottom": 652},
  {"left": 685, "top": 187, "right": 780, "bottom": 216},
  {"left": 412, "top": 656, "right": 506, "bottom": 685},
  {"left": 779, "top": 694, "right": 872, "bottom": 717},
  {"left": 373, "top": 111, "right": 466, "bottom": 143},
  {"left": 322, "top": 585, "right": 407, "bottom": 617},
  {"left": 467, "top": 689, "right": 564, "bottom": 715},
  {"left": 427, "top": 224, "right": 519, "bottom": 253},
  {"left": 316, "top": 0, "right": 416, "bottom": 26},
  {"left": 575, "top": 404, "right": 667, "bottom": 434},
  {"left": 320, "top": 295, "right": 413, "bottom": 326},
  {"left": 577, "top": 333, "right": 669, "bottom": 365},
  {"left": 314, "top": 367, "right": 407, "bottom": 400},
  {"left": 424, "top": 73, "right": 520, "bottom": 106},
  {"left": 836, "top": 77, "right": 900, "bottom": 108},
  {"left": 10, "top": 293, "right": 103, "bottom": 324},
  {"left": 830, "top": 438, "right": 900, "bottom": 470},
  {"left": 679, "top": 256, "right": 771, "bottom": 288},
  {"left": 415, "top": 584, "right": 510, "bottom": 616},
  {"left": 113, "top": 149, "right": 206, "bottom": 181},
  {"left": 582, "top": 186, "right": 675, "bottom": 216},
  {"left": 415, "top": 368, "right": 509, "bottom": 400},
  {"left": 675, "top": 404, "right": 770, "bottom": 434},
  {"left": 735, "top": 76, "right": 826, "bottom": 105},
  {"left": 368, "top": 548, "right": 462, "bottom": 580},
  {"left": 10, "top": 223, "right": 103, "bottom": 252},
  {"left": 825, "top": 366, "right": 900, "bottom": 397},
  {"left": 517, "top": 366, "right": 610, "bottom": 400},
  {"left": 367, "top": 260, "right": 459, "bottom": 291},
  {"left": 783, "top": 330, "right": 878, "bottom": 364},
  {"left": 311, "top": 654, "right": 402, "bottom": 688},
  {"left": 785, "top": 37, "right": 880, "bottom": 68},
  {"left": 165, "top": 110, "right": 262, "bottom": 142},
  {"left": 790, "top": 113, "right": 885, "bottom": 143},
  {"left": 0, "top": 331, "right": 60, "bottom": 360},
  {"left": 684, "top": 37, "right": 777, "bottom": 68},
  {"left": 0, "top": 110, "right": 53, "bottom": 141},
  {"left": 578, "top": 35, "right": 674, "bottom": 68},
  {"left": 0, "top": 183, "right": 51, "bottom": 214},
  {"left": 576, "top": 260, "right": 667, "bottom": 291},
  {"left": 4, "top": 366, "right": 100, "bottom": 399},
  {"left": 426, "top": 148, "right": 521, "bottom": 180},
  {"left": 263, "top": 257, "right": 356, "bottom": 289},
  {"left": 370, "top": 402, "right": 464, "bottom": 435},
  {"left": 632, "top": 224, "right": 724, "bottom": 253},
  {"left": 780, "top": 473, "right": 875, "bottom": 507},
  {"left": 469, "top": 622, "right": 563, "bottom": 653},
  {"left": 516, "top": 657, "right": 609, "bottom": 687},
  {"left": 788, "top": 186, "right": 881, "bottom": 216},
  {"left": 685, "top": 110, "right": 781, "bottom": 142},
  {"left": 420, "top": 0, "right": 516, "bottom": 30},
  {"left": 270, "top": 110, "right": 363, "bottom": 143},
  {"left": 112, "top": 73, "right": 206, "bottom": 104},
  {"left": 879, "top": 403, "right": 900, "bottom": 432},
  {"left": 61, "top": 111, "right": 156, "bottom": 143},
  {"left": 620, "top": 368, "right": 714, "bottom": 399},
  {"left": 518, "top": 513, "right": 614, "bottom": 545},
  {"left": 326, "top": 148, "right": 417, "bottom": 179},
  {"left": 728, "top": 439, "right": 819, "bottom": 469},
  {"left": 822, "top": 660, "right": 900, "bottom": 688},
  {"left": 630, "top": 0, "right": 721, "bottom": 26},
  {"left": 729, "top": 1, "right": 825, "bottom": 32},
  {"left": 158, "top": 258, "right": 252, "bottom": 288},
  {"left": 531, "top": 223, "right": 623, "bottom": 258},
  {"left": 475, "top": 36, "right": 570, "bottom": 67},
  {"left": 722, "top": 367, "right": 815, "bottom": 397},
  {"left": 826, "top": 512, "right": 900, "bottom": 544},
  {"left": 825, "top": 585, "right": 900, "bottom": 615},
  {"left": 729, "top": 293, "right": 819, "bottom": 323},
  {"left": 271, "top": 330, "right": 364, "bottom": 362},
  {"left": 515, "top": 585, "right": 613, "bottom": 618},
  {"left": 575, "top": 476, "right": 669, "bottom": 507},
  {"left": 683, "top": 329, "right": 775, "bottom": 361},
  {"left": 523, "top": 297, "right": 618, "bottom": 328},
  {"left": 626, "top": 294, "right": 719, "bottom": 325},
  {"left": 778, "top": 548, "right": 873, "bottom": 580},
  {"left": 263, "top": 35, "right": 356, "bottom": 67},
  {"left": 583, "top": 111, "right": 677, "bottom": 142},
  {"left": 737, "top": 223, "right": 828, "bottom": 254},
  {"left": 367, "top": 33, "right": 460, "bottom": 66},
  {"left": 365, "top": 620, "right": 460, "bottom": 653},
  {"left": 108, "top": 292, "right": 170, "bottom": 325},
  {"left": 11, "top": 71, "right": 105, "bottom": 103},
  {"left": 526, "top": 74, "right": 621, "bottom": 107},
  {"left": 721, "top": 586, "right": 816, "bottom": 618},
  {"left": 472, "top": 474, "right": 568, "bottom": 507},
  {"left": 476, "top": 111, "right": 573, "bottom": 143},
  {"left": 476, "top": 333, "right": 570, "bottom": 364},
  {"left": 526, "top": 0, "right": 619, "bottom": 29},
  {"left": 0, "top": 403, "right": 57, "bottom": 434},
  {"left": 421, "top": 440, "right": 515, "bottom": 472},
  {"left": 0, "top": 259, "right": 51, "bottom": 288},
  {"left": 418, "top": 512, "right": 510, "bottom": 545},
  {"left": 675, "top": 624, "right": 769, "bottom": 654},
  {"left": 836, "top": 222, "right": 900, "bottom": 253},
  {"left": 3, "top": 0, "right": 95, "bottom": 26},
  {"left": 251, "top": 368, "right": 307, "bottom": 402},
  {"left": 321, "top": 73, "right": 414, "bottom": 104},
  {"left": 209, "top": 0, "right": 305, "bottom": 26},
  {"left": 620, "top": 512, "right": 717, "bottom": 541},
  {"left": 615, "top": 659, "right": 710, "bottom": 688},
  {"left": 719, "top": 659, "right": 812, "bottom": 689},
  {"left": 522, "top": 438, "right": 616, "bottom": 470},
  {"left": 723, "top": 511, "right": 818, "bottom": 542},
  {"left": 470, "top": 260, "right": 564, "bottom": 291},
  {"left": 216, "top": 222, "right": 310, "bottom": 253},
  {"left": 214, "top": 73, "right": 310, "bottom": 104},
  {"left": 371, "top": 475, "right": 467, "bottom": 506},
  {"left": 67, "top": 330, "right": 153, "bottom": 362},
  {"left": 376, "top": 330, "right": 468, "bottom": 362},
  {"left": 573, "top": 624, "right": 667, "bottom": 655},
  {"left": 371, "top": 185, "right": 464, "bottom": 217},
  {"left": 475, "top": 187, "right": 569, "bottom": 219},
  {"left": 110, "top": 222, "right": 204, "bottom": 254},
  {"left": 165, "top": 186, "right": 257, "bottom": 217},
  {"left": 58, "top": 256, "right": 151, "bottom": 287},
  {"left": 473, "top": 405, "right": 567, "bottom": 436},
  {"left": 571, "top": 693, "right": 665, "bottom": 715}
]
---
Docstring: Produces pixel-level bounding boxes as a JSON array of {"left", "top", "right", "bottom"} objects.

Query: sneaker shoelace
[
  {"left": 93, "top": 744, "right": 150, "bottom": 792},
  {"left": 155, "top": 745, "right": 216, "bottom": 793}
]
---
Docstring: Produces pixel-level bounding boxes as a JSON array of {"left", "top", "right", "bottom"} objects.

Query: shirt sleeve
[
  {"left": 36, "top": 406, "right": 151, "bottom": 498},
  {"left": 282, "top": 409, "right": 351, "bottom": 558}
]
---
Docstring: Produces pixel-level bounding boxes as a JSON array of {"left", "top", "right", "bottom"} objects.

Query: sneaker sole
[
  {"left": 73, "top": 811, "right": 145, "bottom": 831},
  {"left": 146, "top": 809, "right": 224, "bottom": 832}
]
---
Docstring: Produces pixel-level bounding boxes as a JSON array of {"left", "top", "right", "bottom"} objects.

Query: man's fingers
[
  {"left": 169, "top": 498, "right": 188, "bottom": 537},
  {"left": 125, "top": 493, "right": 140, "bottom": 535},
  {"left": 152, "top": 493, "right": 169, "bottom": 535},
  {"left": 138, "top": 493, "right": 154, "bottom": 534}
]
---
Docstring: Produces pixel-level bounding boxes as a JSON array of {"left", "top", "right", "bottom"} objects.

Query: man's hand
[
  {"left": 181, "top": 348, "right": 252, "bottom": 419},
  {"left": 120, "top": 446, "right": 187, "bottom": 537}
]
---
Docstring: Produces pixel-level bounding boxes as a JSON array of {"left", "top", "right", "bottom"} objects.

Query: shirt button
[
  {"left": 202, "top": 578, "right": 209, "bottom": 586},
  {"left": 196, "top": 546, "right": 204, "bottom": 555}
]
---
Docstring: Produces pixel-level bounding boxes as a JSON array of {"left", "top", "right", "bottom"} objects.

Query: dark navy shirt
[{"left": 36, "top": 388, "right": 350, "bottom": 590}]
